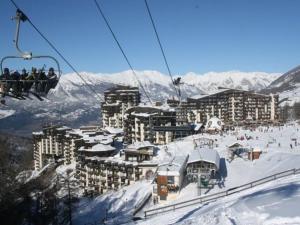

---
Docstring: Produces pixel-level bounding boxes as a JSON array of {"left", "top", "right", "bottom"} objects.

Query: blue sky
[{"left": 1, "top": 0, "right": 300, "bottom": 75}]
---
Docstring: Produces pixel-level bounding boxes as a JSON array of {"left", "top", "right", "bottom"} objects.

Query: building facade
[
  {"left": 33, "top": 125, "right": 158, "bottom": 195},
  {"left": 33, "top": 125, "right": 72, "bottom": 170},
  {"left": 101, "top": 85, "right": 141, "bottom": 128},
  {"left": 123, "top": 106, "right": 193, "bottom": 145},
  {"left": 186, "top": 88, "right": 279, "bottom": 124}
]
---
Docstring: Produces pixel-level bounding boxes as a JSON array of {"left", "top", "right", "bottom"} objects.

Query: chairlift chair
[{"left": 0, "top": 9, "right": 61, "bottom": 104}]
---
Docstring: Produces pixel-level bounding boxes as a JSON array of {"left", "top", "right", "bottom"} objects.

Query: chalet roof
[
  {"left": 187, "top": 148, "right": 220, "bottom": 169},
  {"left": 252, "top": 147, "right": 262, "bottom": 152},
  {"left": 157, "top": 155, "right": 188, "bottom": 176}
]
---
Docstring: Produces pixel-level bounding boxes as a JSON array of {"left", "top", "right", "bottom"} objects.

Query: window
[{"left": 167, "top": 176, "right": 174, "bottom": 184}]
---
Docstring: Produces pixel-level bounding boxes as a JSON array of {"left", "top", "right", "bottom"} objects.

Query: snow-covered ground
[
  {"left": 73, "top": 180, "right": 152, "bottom": 225},
  {"left": 0, "top": 109, "right": 15, "bottom": 119},
  {"left": 68, "top": 121, "right": 300, "bottom": 225},
  {"left": 174, "top": 124, "right": 300, "bottom": 201},
  {"left": 137, "top": 174, "right": 300, "bottom": 225},
  {"left": 279, "top": 84, "right": 300, "bottom": 105}
]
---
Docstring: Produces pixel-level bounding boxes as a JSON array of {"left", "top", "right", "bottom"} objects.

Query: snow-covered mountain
[
  {"left": 0, "top": 70, "right": 279, "bottom": 135},
  {"left": 58, "top": 70, "right": 280, "bottom": 98},
  {"left": 264, "top": 65, "right": 300, "bottom": 104}
]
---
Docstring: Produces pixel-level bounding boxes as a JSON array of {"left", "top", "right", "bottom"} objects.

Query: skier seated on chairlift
[
  {"left": 37, "top": 68, "right": 47, "bottom": 94},
  {"left": 20, "top": 68, "right": 28, "bottom": 92},
  {"left": 0, "top": 68, "right": 12, "bottom": 97},
  {"left": 10, "top": 70, "right": 22, "bottom": 96},
  {"left": 24, "top": 67, "right": 38, "bottom": 93},
  {"left": 45, "top": 67, "right": 58, "bottom": 94}
]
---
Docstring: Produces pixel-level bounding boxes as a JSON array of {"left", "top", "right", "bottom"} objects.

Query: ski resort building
[
  {"left": 186, "top": 88, "right": 279, "bottom": 124},
  {"left": 76, "top": 155, "right": 143, "bottom": 194},
  {"left": 123, "top": 106, "right": 193, "bottom": 144},
  {"left": 153, "top": 155, "right": 188, "bottom": 202},
  {"left": 75, "top": 140, "right": 158, "bottom": 194},
  {"left": 33, "top": 125, "right": 72, "bottom": 170},
  {"left": 124, "top": 141, "right": 155, "bottom": 162},
  {"left": 186, "top": 147, "right": 220, "bottom": 182},
  {"left": 33, "top": 125, "right": 114, "bottom": 170},
  {"left": 33, "top": 125, "right": 159, "bottom": 195},
  {"left": 101, "top": 85, "right": 141, "bottom": 129}
]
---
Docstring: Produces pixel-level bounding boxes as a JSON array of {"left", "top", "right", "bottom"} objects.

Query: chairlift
[{"left": 0, "top": 9, "right": 61, "bottom": 104}]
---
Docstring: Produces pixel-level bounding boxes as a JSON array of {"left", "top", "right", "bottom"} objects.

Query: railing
[{"left": 144, "top": 168, "right": 300, "bottom": 218}]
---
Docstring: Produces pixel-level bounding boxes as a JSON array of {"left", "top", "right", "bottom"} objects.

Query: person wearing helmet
[{"left": 45, "top": 67, "right": 58, "bottom": 94}]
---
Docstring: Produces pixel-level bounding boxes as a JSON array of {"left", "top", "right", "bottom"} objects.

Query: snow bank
[{"left": 0, "top": 109, "right": 15, "bottom": 119}]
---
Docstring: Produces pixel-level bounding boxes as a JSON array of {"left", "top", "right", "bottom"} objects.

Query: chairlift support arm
[{"left": 13, "top": 9, "right": 32, "bottom": 59}]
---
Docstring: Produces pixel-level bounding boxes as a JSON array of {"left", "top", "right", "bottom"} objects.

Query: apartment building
[
  {"left": 101, "top": 85, "right": 141, "bottom": 128},
  {"left": 33, "top": 125, "right": 72, "bottom": 170},
  {"left": 185, "top": 88, "right": 279, "bottom": 124},
  {"left": 123, "top": 106, "right": 193, "bottom": 145}
]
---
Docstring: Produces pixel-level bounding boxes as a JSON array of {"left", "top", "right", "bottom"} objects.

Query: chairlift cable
[
  {"left": 9, "top": 0, "right": 104, "bottom": 102},
  {"left": 93, "top": 0, "right": 153, "bottom": 105},
  {"left": 143, "top": 0, "right": 180, "bottom": 100}
]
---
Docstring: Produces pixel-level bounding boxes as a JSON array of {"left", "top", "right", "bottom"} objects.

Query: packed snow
[
  {"left": 137, "top": 174, "right": 300, "bottom": 225},
  {"left": 68, "top": 121, "right": 300, "bottom": 225},
  {"left": 0, "top": 109, "right": 15, "bottom": 119}
]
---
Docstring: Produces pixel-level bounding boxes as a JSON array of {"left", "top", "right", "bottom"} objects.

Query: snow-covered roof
[
  {"left": 157, "top": 155, "right": 188, "bottom": 176},
  {"left": 194, "top": 123, "right": 203, "bottom": 131},
  {"left": 252, "top": 147, "right": 262, "bottom": 152},
  {"left": 79, "top": 144, "right": 115, "bottom": 152},
  {"left": 187, "top": 148, "right": 220, "bottom": 169},
  {"left": 131, "top": 112, "right": 158, "bottom": 117},
  {"left": 127, "top": 141, "right": 154, "bottom": 150},
  {"left": 56, "top": 126, "right": 71, "bottom": 131},
  {"left": 104, "top": 127, "right": 123, "bottom": 134},
  {"left": 189, "top": 89, "right": 229, "bottom": 100}
]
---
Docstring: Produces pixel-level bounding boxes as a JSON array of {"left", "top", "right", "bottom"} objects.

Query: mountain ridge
[{"left": 0, "top": 70, "right": 281, "bottom": 135}]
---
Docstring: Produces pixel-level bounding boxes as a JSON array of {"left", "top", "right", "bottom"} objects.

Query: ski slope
[
  {"left": 137, "top": 174, "right": 300, "bottom": 225},
  {"left": 70, "top": 122, "right": 300, "bottom": 225}
]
